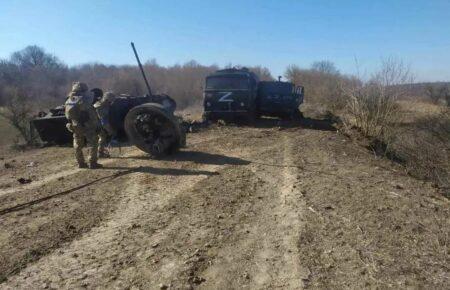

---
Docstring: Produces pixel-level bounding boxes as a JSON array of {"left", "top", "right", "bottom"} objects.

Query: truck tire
[
  {"left": 290, "top": 109, "right": 303, "bottom": 121},
  {"left": 124, "top": 103, "right": 183, "bottom": 158},
  {"left": 246, "top": 109, "right": 257, "bottom": 125}
]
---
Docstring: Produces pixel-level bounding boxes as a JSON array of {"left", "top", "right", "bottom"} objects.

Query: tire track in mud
[
  {"left": 251, "top": 134, "right": 306, "bottom": 288},
  {"left": 275, "top": 135, "right": 309, "bottom": 288},
  {"left": 199, "top": 132, "right": 308, "bottom": 289}
]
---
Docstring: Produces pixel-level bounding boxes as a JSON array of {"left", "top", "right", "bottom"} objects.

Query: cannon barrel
[{"left": 131, "top": 42, "right": 152, "bottom": 96}]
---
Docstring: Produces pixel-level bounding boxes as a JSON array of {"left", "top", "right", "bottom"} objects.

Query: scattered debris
[
  {"left": 4, "top": 163, "right": 13, "bottom": 169},
  {"left": 182, "top": 120, "right": 209, "bottom": 133},
  {"left": 26, "top": 161, "right": 36, "bottom": 167},
  {"left": 389, "top": 191, "right": 400, "bottom": 198},
  {"left": 131, "top": 223, "right": 141, "bottom": 229},
  {"left": 17, "top": 177, "right": 32, "bottom": 184},
  {"left": 189, "top": 276, "right": 206, "bottom": 285},
  {"left": 308, "top": 206, "right": 317, "bottom": 213}
]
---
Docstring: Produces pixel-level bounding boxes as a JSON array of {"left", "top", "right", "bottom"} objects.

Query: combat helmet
[
  {"left": 102, "top": 92, "right": 116, "bottom": 103},
  {"left": 94, "top": 91, "right": 116, "bottom": 108},
  {"left": 71, "top": 82, "right": 89, "bottom": 93}
]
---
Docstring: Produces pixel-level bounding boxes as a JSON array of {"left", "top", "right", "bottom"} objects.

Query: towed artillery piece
[{"left": 31, "top": 43, "right": 185, "bottom": 157}]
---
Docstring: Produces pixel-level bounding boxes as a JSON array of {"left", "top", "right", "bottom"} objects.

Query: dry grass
[
  {"left": 337, "top": 97, "right": 449, "bottom": 197},
  {"left": 397, "top": 100, "right": 443, "bottom": 122},
  {"left": 0, "top": 111, "right": 21, "bottom": 147},
  {"left": 387, "top": 104, "right": 450, "bottom": 196}
]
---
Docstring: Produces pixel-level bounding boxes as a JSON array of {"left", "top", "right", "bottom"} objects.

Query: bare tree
[
  {"left": 10, "top": 45, "right": 62, "bottom": 70},
  {"left": 311, "top": 60, "right": 339, "bottom": 75}
]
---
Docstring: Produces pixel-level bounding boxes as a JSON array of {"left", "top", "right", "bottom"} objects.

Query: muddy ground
[{"left": 0, "top": 118, "right": 448, "bottom": 289}]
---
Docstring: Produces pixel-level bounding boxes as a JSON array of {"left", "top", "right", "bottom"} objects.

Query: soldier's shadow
[
  {"left": 113, "top": 151, "right": 250, "bottom": 166},
  {"left": 99, "top": 165, "right": 219, "bottom": 176},
  {"left": 163, "top": 151, "right": 250, "bottom": 165}
]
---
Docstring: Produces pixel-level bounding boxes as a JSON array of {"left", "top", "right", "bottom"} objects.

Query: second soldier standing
[{"left": 94, "top": 92, "right": 116, "bottom": 158}]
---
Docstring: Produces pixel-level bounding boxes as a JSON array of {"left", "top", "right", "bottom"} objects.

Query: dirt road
[{"left": 0, "top": 119, "right": 448, "bottom": 289}]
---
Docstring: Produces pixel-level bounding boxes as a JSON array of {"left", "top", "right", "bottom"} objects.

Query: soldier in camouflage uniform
[
  {"left": 65, "top": 82, "right": 102, "bottom": 169},
  {"left": 94, "top": 92, "right": 116, "bottom": 158}
]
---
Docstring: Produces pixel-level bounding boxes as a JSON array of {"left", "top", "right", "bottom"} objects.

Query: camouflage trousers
[
  {"left": 98, "top": 129, "right": 109, "bottom": 156},
  {"left": 72, "top": 126, "right": 99, "bottom": 166}
]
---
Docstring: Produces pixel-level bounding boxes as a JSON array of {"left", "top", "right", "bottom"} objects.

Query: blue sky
[{"left": 1, "top": 0, "right": 449, "bottom": 81}]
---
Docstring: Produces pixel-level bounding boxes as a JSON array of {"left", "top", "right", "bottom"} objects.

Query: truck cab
[
  {"left": 203, "top": 68, "right": 259, "bottom": 121},
  {"left": 257, "top": 81, "right": 304, "bottom": 119}
]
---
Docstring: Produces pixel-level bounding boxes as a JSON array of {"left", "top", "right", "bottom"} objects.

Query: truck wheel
[
  {"left": 124, "top": 103, "right": 183, "bottom": 157},
  {"left": 245, "top": 107, "right": 258, "bottom": 126},
  {"left": 290, "top": 109, "right": 303, "bottom": 121},
  {"left": 203, "top": 112, "right": 217, "bottom": 123}
]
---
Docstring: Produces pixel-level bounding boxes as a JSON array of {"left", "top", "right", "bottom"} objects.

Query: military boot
[
  {"left": 78, "top": 162, "right": 88, "bottom": 169},
  {"left": 88, "top": 162, "right": 103, "bottom": 169},
  {"left": 98, "top": 150, "right": 111, "bottom": 158}
]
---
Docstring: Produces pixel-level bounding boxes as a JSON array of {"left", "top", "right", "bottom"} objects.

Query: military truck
[
  {"left": 31, "top": 43, "right": 185, "bottom": 157},
  {"left": 203, "top": 68, "right": 259, "bottom": 122},
  {"left": 203, "top": 68, "right": 304, "bottom": 122},
  {"left": 257, "top": 80, "right": 304, "bottom": 119}
]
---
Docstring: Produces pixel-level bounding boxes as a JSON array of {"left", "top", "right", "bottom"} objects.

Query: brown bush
[
  {"left": 343, "top": 57, "right": 413, "bottom": 138},
  {"left": 0, "top": 87, "right": 36, "bottom": 144}
]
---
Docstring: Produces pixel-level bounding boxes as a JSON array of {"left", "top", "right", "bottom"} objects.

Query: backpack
[{"left": 65, "top": 94, "right": 90, "bottom": 125}]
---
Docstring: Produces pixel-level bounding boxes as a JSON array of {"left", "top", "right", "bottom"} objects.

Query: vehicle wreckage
[{"left": 31, "top": 43, "right": 185, "bottom": 157}]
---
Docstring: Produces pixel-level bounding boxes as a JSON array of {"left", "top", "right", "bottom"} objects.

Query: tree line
[
  {"left": 0, "top": 45, "right": 367, "bottom": 112},
  {"left": 0, "top": 45, "right": 274, "bottom": 110},
  {"left": 1, "top": 45, "right": 447, "bottom": 144}
]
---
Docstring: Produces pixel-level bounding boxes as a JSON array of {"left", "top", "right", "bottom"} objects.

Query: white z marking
[{"left": 218, "top": 92, "right": 233, "bottom": 102}]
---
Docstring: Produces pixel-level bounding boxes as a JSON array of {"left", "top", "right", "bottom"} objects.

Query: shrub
[
  {"left": 0, "top": 87, "right": 36, "bottom": 144},
  {"left": 343, "top": 57, "right": 412, "bottom": 138}
]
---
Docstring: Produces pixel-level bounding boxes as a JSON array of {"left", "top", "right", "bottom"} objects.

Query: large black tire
[
  {"left": 245, "top": 109, "right": 257, "bottom": 126},
  {"left": 124, "top": 103, "right": 184, "bottom": 157},
  {"left": 202, "top": 112, "right": 217, "bottom": 123},
  {"left": 289, "top": 108, "right": 303, "bottom": 122}
]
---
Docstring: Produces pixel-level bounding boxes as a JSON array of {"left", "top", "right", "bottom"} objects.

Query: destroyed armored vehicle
[
  {"left": 203, "top": 68, "right": 304, "bottom": 122},
  {"left": 31, "top": 43, "right": 185, "bottom": 157}
]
